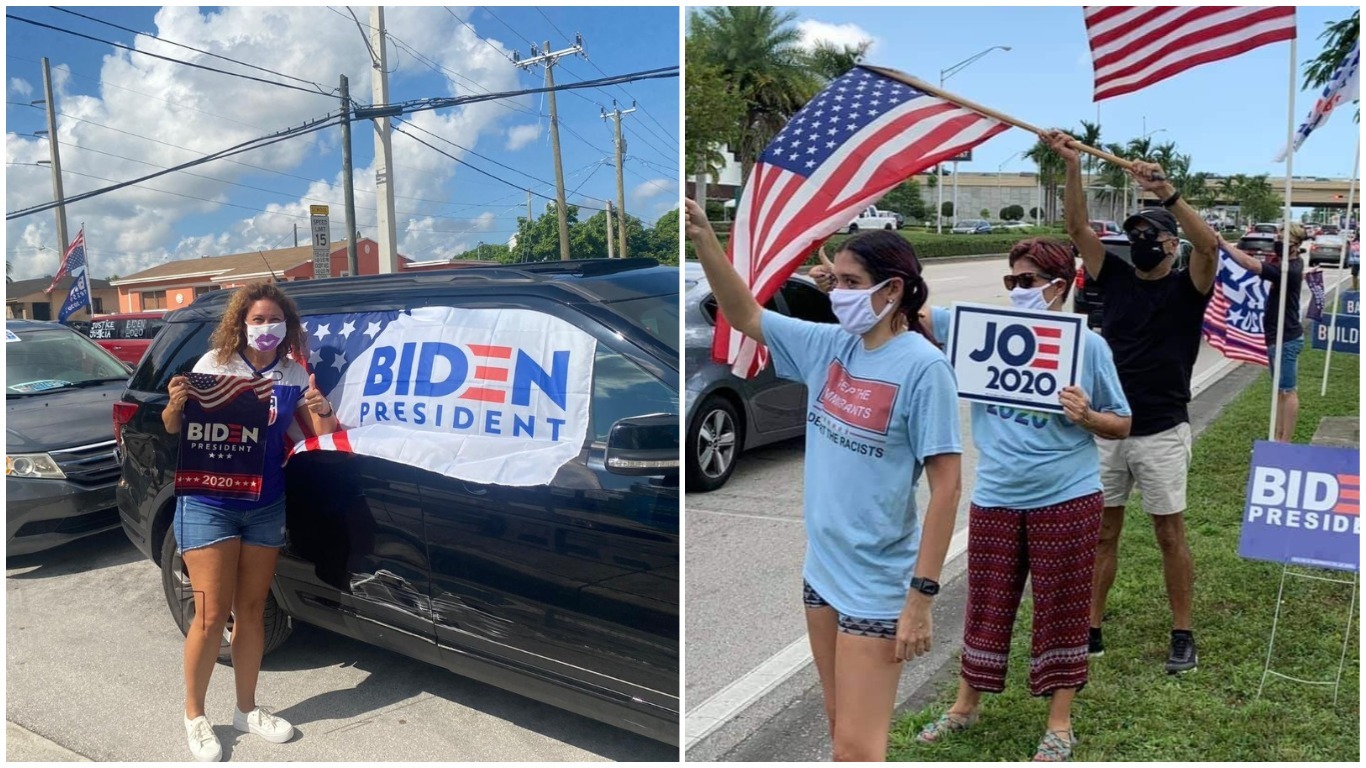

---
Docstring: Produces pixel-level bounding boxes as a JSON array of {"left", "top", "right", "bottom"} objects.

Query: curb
[{"left": 7, "top": 721, "right": 91, "bottom": 762}]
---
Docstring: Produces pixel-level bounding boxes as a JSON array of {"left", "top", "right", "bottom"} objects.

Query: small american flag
[
  {"left": 1202, "top": 247, "right": 1269, "bottom": 367},
  {"left": 44, "top": 229, "right": 86, "bottom": 295},
  {"left": 186, "top": 372, "right": 275, "bottom": 412},
  {"left": 1085, "top": 6, "right": 1296, "bottom": 102},
  {"left": 715, "top": 66, "right": 1009, "bottom": 378}
]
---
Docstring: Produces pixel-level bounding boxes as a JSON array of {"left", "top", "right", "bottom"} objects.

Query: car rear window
[
  {"left": 1238, "top": 238, "right": 1278, "bottom": 254},
  {"left": 128, "top": 321, "right": 212, "bottom": 393}
]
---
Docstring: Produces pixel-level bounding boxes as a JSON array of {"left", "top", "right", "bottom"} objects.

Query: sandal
[
  {"left": 1031, "top": 728, "right": 1075, "bottom": 762},
  {"left": 914, "top": 710, "right": 979, "bottom": 744}
]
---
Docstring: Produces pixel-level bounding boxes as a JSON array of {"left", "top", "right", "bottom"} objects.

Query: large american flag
[
  {"left": 186, "top": 372, "right": 275, "bottom": 411},
  {"left": 715, "top": 66, "right": 1009, "bottom": 377},
  {"left": 1085, "top": 6, "right": 1296, "bottom": 102},
  {"left": 1202, "top": 248, "right": 1269, "bottom": 367}
]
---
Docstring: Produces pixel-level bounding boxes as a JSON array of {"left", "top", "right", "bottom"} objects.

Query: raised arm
[
  {"left": 684, "top": 198, "right": 765, "bottom": 343},
  {"left": 1045, "top": 131, "right": 1105, "bottom": 279},
  {"left": 1128, "top": 160, "right": 1219, "bottom": 294},
  {"left": 1214, "top": 231, "right": 1262, "bottom": 275}
]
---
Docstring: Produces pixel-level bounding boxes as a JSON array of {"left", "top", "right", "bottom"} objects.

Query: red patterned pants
[{"left": 960, "top": 491, "right": 1104, "bottom": 696}]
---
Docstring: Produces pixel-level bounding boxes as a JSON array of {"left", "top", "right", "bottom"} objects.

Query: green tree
[
  {"left": 689, "top": 6, "right": 820, "bottom": 183},
  {"left": 504, "top": 202, "right": 581, "bottom": 263},
  {"left": 941, "top": 201, "right": 954, "bottom": 218},
  {"left": 1000, "top": 204, "right": 1025, "bottom": 221},
  {"left": 1025, "top": 129, "right": 1077, "bottom": 223},
  {"left": 880, "top": 179, "right": 927, "bottom": 221},
  {"left": 1233, "top": 174, "right": 1282, "bottom": 223},
  {"left": 650, "top": 208, "right": 681, "bottom": 265},
  {"left": 804, "top": 40, "right": 871, "bottom": 81},
  {"left": 684, "top": 44, "right": 745, "bottom": 194},
  {"left": 1302, "top": 10, "right": 1359, "bottom": 120},
  {"left": 979, "top": 207, "right": 991, "bottom": 219}
]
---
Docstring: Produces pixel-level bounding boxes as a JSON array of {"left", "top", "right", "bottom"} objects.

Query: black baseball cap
[{"left": 1122, "top": 208, "right": 1179, "bottom": 237}]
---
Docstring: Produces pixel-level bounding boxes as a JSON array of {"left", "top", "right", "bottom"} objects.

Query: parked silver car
[{"left": 684, "top": 263, "right": 836, "bottom": 491}]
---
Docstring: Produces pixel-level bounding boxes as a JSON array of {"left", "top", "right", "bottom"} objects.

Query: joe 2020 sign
[{"left": 946, "top": 303, "right": 1086, "bottom": 415}]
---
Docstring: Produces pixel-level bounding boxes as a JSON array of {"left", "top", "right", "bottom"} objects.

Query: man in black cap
[{"left": 1046, "top": 129, "right": 1218, "bottom": 675}]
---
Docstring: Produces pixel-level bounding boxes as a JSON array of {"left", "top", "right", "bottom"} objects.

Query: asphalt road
[
  {"left": 683, "top": 256, "right": 1339, "bottom": 757},
  {"left": 5, "top": 528, "right": 677, "bottom": 763}
]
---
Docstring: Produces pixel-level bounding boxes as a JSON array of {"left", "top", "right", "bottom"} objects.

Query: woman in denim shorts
[
  {"left": 163, "top": 282, "right": 338, "bottom": 761},
  {"left": 1218, "top": 225, "right": 1306, "bottom": 441}
]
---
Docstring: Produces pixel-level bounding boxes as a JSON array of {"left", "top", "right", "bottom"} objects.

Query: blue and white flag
[
  {"left": 55, "top": 230, "right": 92, "bottom": 323},
  {"left": 1276, "top": 39, "right": 1359, "bottom": 162},
  {"left": 1202, "top": 246, "right": 1269, "bottom": 366}
]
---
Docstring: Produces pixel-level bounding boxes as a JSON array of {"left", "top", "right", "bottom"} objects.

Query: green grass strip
[{"left": 890, "top": 346, "right": 1360, "bottom": 762}]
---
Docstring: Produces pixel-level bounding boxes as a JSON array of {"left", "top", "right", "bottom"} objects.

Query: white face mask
[
  {"left": 830, "top": 279, "right": 895, "bottom": 336},
  {"left": 1008, "top": 280, "right": 1062, "bottom": 311},
  {"left": 245, "top": 321, "right": 286, "bottom": 352}
]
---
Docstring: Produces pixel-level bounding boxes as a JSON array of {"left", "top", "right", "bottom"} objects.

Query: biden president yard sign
[
  {"left": 1239, "top": 441, "right": 1360, "bottom": 572},
  {"left": 946, "top": 302, "right": 1085, "bottom": 415}
]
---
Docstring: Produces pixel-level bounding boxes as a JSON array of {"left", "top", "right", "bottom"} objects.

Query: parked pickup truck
[{"left": 836, "top": 206, "right": 899, "bottom": 234}]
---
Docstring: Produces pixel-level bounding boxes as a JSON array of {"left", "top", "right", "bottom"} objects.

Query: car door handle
[{"left": 461, "top": 482, "right": 488, "bottom": 496}]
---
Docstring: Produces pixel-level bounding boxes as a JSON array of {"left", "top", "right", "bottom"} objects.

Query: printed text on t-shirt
[{"left": 816, "top": 361, "right": 898, "bottom": 435}]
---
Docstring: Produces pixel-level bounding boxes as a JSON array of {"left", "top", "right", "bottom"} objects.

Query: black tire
[
  {"left": 847, "top": 223, "right": 859, "bottom": 234},
  {"left": 687, "top": 394, "right": 742, "bottom": 493},
  {"left": 160, "top": 525, "right": 292, "bottom": 665}
]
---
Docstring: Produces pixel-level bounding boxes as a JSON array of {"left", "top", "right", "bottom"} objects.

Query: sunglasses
[{"left": 1003, "top": 273, "right": 1055, "bottom": 290}]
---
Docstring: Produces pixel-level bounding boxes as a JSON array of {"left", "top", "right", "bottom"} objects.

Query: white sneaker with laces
[
  {"left": 184, "top": 715, "right": 222, "bottom": 762},
  {"left": 233, "top": 706, "right": 294, "bottom": 744}
]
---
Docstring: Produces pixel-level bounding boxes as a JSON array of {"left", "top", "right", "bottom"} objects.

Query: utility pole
[
  {"left": 339, "top": 74, "right": 358, "bottom": 275},
  {"left": 294, "top": 223, "right": 298, "bottom": 247},
  {"left": 371, "top": 6, "right": 398, "bottom": 272},
  {"left": 36, "top": 58, "right": 69, "bottom": 257},
  {"left": 605, "top": 201, "right": 615, "bottom": 258},
  {"left": 602, "top": 101, "right": 637, "bottom": 259},
  {"left": 526, "top": 189, "right": 533, "bottom": 223},
  {"left": 515, "top": 36, "right": 585, "bottom": 261}
]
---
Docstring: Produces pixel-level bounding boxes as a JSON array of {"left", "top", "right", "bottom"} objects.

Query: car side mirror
[
  {"left": 123, "top": 361, "right": 135, "bottom": 374},
  {"left": 605, "top": 414, "right": 679, "bottom": 477}
]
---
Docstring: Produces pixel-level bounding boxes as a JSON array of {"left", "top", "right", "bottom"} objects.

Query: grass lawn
[{"left": 890, "top": 346, "right": 1360, "bottom": 762}]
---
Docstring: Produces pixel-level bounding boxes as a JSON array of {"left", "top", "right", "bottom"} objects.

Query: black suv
[
  {"left": 115, "top": 259, "right": 680, "bottom": 745},
  {"left": 6, "top": 320, "right": 131, "bottom": 555},
  {"left": 1072, "top": 233, "right": 1194, "bottom": 331}
]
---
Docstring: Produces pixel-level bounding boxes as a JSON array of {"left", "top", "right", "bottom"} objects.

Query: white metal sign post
[
  {"left": 947, "top": 302, "right": 1086, "bottom": 415},
  {"left": 310, "top": 205, "right": 331, "bottom": 279}
]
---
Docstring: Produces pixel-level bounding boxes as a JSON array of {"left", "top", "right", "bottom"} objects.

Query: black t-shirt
[
  {"left": 1259, "top": 258, "right": 1303, "bottom": 346},
  {"left": 1095, "top": 252, "right": 1213, "bottom": 436}
]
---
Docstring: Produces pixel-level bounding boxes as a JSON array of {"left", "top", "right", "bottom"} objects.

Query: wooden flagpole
[{"left": 862, "top": 65, "right": 1146, "bottom": 173}]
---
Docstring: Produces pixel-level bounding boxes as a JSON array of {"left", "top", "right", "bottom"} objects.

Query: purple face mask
[{"left": 246, "top": 322, "right": 285, "bottom": 352}]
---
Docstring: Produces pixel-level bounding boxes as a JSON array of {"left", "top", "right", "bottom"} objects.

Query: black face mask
[{"left": 1128, "top": 231, "right": 1168, "bottom": 272}]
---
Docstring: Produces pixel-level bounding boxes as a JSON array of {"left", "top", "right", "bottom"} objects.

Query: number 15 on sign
[{"left": 946, "top": 302, "right": 1086, "bottom": 415}]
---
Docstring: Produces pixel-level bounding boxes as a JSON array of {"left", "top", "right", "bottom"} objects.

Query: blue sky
[
  {"left": 5, "top": 6, "right": 680, "bottom": 281},
  {"left": 781, "top": 5, "right": 1358, "bottom": 180}
]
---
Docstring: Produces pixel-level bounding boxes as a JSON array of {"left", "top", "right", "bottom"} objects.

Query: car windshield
[
  {"left": 6, "top": 326, "right": 128, "bottom": 395},
  {"left": 958, "top": 220, "right": 983, "bottom": 227},
  {"left": 608, "top": 293, "right": 680, "bottom": 354}
]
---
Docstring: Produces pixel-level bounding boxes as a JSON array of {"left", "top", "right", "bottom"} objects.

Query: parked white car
[{"left": 836, "top": 205, "right": 898, "bottom": 234}]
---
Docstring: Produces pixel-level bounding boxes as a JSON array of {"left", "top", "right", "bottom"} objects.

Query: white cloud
[
  {"left": 795, "top": 20, "right": 880, "bottom": 59},
  {"left": 632, "top": 177, "right": 676, "bottom": 201},
  {"left": 505, "top": 123, "right": 541, "bottom": 151},
  {"left": 5, "top": 6, "right": 525, "bottom": 282},
  {"left": 10, "top": 78, "right": 32, "bottom": 98}
]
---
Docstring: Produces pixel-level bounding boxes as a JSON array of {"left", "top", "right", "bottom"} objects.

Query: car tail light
[
  {"left": 1075, "top": 265, "right": 1086, "bottom": 289},
  {"left": 113, "top": 402, "right": 138, "bottom": 450}
]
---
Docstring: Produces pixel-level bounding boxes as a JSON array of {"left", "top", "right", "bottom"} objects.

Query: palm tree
[
  {"left": 1024, "top": 130, "right": 1077, "bottom": 223},
  {"left": 690, "top": 6, "right": 822, "bottom": 182},
  {"left": 805, "top": 40, "right": 871, "bottom": 81},
  {"left": 1097, "top": 142, "right": 1135, "bottom": 221}
]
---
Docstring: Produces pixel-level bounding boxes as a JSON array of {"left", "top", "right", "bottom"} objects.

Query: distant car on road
[
  {"left": 951, "top": 219, "right": 992, "bottom": 235},
  {"left": 1089, "top": 219, "right": 1121, "bottom": 236},
  {"left": 837, "top": 206, "right": 898, "bottom": 234},
  {"left": 1308, "top": 230, "right": 1347, "bottom": 266},
  {"left": 685, "top": 263, "right": 836, "bottom": 491},
  {"left": 1248, "top": 222, "right": 1280, "bottom": 235},
  {"left": 6, "top": 320, "right": 129, "bottom": 556},
  {"left": 79, "top": 311, "right": 168, "bottom": 366},
  {"left": 998, "top": 220, "right": 1032, "bottom": 231},
  {"left": 1073, "top": 234, "right": 1193, "bottom": 331}
]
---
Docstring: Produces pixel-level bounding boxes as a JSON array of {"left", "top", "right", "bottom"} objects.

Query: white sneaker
[
  {"left": 233, "top": 706, "right": 294, "bottom": 744},
  {"left": 184, "top": 715, "right": 222, "bottom": 762}
]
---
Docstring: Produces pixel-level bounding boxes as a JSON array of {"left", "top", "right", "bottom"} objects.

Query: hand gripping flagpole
[
  {"left": 1320, "top": 139, "right": 1360, "bottom": 396},
  {"left": 862, "top": 66, "right": 1146, "bottom": 173}
]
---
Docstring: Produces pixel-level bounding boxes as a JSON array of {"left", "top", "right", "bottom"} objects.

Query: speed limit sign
[{"left": 310, "top": 205, "right": 330, "bottom": 279}]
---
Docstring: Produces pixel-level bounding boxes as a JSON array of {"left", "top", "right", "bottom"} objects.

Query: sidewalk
[{"left": 7, "top": 722, "right": 90, "bottom": 762}]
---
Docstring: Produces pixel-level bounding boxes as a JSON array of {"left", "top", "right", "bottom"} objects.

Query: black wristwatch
[{"left": 910, "top": 576, "right": 940, "bottom": 597}]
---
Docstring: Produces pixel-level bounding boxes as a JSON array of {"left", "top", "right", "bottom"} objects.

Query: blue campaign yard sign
[
  {"left": 1341, "top": 291, "right": 1359, "bottom": 316},
  {"left": 1309, "top": 314, "right": 1360, "bottom": 354},
  {"left": 1239, "top": 441, "right": 1360, "bottom": 572}
]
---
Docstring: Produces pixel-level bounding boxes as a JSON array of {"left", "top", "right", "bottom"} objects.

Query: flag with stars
[
  {"left": 176, "top": 373, "right": 273, "bottom": 501},
  {"left": 283, "top": 310, "right": 404, "bottom": 452},
  {"left": 1202, "top": 247, "right": 1269, "bottom": 366},
  {"left": 715, "top": 65, "right": 1011, "bottom": 378}
]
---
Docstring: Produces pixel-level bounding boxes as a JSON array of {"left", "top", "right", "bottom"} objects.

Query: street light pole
[{"left": 936, "top": 45, "right": 1010, "bottom": 233}]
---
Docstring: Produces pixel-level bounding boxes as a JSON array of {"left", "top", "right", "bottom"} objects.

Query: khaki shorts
[{"left": 1097, "top": 422, "right": 1192, "bottom": 516}]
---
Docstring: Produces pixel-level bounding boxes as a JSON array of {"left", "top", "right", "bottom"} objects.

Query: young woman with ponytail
[{"left": 685, "top": 200, "right": 963, "bottom": 762}]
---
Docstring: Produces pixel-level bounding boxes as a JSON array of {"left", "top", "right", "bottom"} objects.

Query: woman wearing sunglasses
[
  {"left": 685, "top": 199, "right": 963, "bottom": 762},
  {"left": 814, "top": 237, "right": 1131, "bottom": 760}
]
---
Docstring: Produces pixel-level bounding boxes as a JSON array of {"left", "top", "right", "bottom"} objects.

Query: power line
[
  {"left": 5, "top": 13, "right": 334, "bottom": 98},
  {"left": 50, "top": 7, "right": 334, "bottom": 94},
  {"left": 534, "top": 8, "right": 574, "bottom": 48},
  {"left": 444, "top": 7, "right": 515, "bottom": 63},
  {"left": 382, "top": 34, "right": 540, "bottom": 119},
  {"left": 481, "top": 6, "right": 535, "bottom": 47}
]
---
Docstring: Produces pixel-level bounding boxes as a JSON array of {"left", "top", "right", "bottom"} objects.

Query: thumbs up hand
[
  {"left": 305, "top": 373, "right": 333, "bottom": 417},
  {"left": 809, "top": 245, "right": 837, "bottom": 293}
]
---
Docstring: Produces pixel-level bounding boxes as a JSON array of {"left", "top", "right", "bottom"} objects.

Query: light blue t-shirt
[
  {"left": 931, "top": 307, "right": 1130, "bottom": 509},
  {"left": 761, "top": 310, "right": 962, "bottom": 620}
]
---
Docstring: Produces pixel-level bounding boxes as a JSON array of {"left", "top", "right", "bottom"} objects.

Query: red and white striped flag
[
  {"left": 185, "top": 372, "right": 275, "bottom": 411},
  {"left": 1085, "top": 6, "right": 1296, "bottom": 102},
  {"left": 715, "top": 66, "right": 1009, "bottom": 378},
  {"left": 1201, "top": 247, "right": 1269, "bottom": 367}
]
